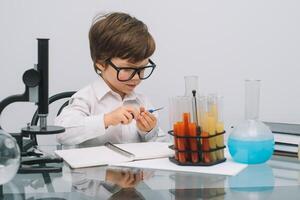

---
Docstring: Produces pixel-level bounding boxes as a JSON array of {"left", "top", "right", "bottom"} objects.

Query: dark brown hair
[{"left": 89, "top": 12, "right": 156, "bottom": 73}]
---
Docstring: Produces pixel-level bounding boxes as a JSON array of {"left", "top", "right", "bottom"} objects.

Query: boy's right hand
[
  {"left": 106, "top": 169, "right": 143, "bottom": 188},
  {"left": 104, "top": 106, "right": 139, "bottom": 128}
]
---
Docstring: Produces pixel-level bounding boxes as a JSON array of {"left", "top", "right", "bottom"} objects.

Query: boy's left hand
[{"left": 136, "top": 107, "right": 157, "bottom": 133}]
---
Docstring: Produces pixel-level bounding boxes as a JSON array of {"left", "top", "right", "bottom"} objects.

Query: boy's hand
[
  {"left": 136, "top": 107, "right": 157, "bottom": 133},
  {"left": 106, "top": 169, "right": 143, "bottom": 188},
  {"left": 104, "top": 106, "right": 139, "bottom": 128}
]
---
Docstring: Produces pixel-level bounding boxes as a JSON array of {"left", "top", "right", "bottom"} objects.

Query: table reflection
[
  {"left": 169, "top": 173, "right": 226, "bottom": 200},
  {"left": 71, "top": 167, "right": 153, "bottom": 199},
  {"left": 228, "top": 164, "right": 274, "bottom": 199}
]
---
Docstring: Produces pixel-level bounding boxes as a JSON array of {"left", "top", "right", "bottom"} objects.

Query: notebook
[{"left": 55, "top": 142, "right": 174, "bottom": 169}]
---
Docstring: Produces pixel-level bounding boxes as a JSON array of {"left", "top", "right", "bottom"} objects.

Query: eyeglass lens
[{"left": 118, "top": 67, "right": 153, "bottom": 81}]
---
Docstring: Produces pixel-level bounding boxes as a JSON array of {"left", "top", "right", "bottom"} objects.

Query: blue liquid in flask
[{"left": 228, "top": 137, "right": 274, "bottom": 164}]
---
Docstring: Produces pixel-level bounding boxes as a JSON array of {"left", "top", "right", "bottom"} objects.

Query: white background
[{"left": 1, "top": 0, "right": 300, "bottom": 144}]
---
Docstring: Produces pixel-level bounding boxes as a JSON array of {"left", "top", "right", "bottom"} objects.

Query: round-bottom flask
[
  {"left": 228, "top": 80, "right": 274, "bottom": 164},
  {"left": 228, "top": 120, "right": 274, "bottom": 164},
  {"left": 0, "top": 130, "right": 20, "bottom": 185}
]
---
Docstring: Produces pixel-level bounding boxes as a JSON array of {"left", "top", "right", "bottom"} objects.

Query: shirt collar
[
  {"left": 92, "top": 77, "right": 111, "bottom": 101},
  {"left": 92, "top": 77, "right": 140, "bottom": 102}
]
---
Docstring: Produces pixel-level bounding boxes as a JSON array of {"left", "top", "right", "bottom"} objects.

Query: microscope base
[
  {"left": 21, "top": 125, "right": 65, "bottom": 135},
  {"left": 17, "top": 125, "right": 65, "bottom": 174}
]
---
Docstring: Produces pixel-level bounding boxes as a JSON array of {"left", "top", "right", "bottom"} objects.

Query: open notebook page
[
  {"left": 55, "top": 146, "right": 132, "bottom": 168},
  {"left": 114, "top": 142, "right": 174, "bottom": 160}
]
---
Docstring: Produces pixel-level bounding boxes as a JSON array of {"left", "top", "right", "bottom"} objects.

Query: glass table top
[{"left": 2, "top": 145, "right": 300, "bottom": 200}]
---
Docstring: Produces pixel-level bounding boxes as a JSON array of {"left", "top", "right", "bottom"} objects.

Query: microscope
[{"left": 0, "top": 39, "right": 75, "bottom": 173}]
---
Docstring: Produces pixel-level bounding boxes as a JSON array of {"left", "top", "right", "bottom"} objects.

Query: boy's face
[{"left": 96, "top": 58, "right": 149, "bottom": 97}]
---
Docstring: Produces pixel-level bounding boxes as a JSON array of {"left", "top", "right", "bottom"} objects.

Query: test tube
[
  {"left": 169, "top": 96, "right": 193, "bottom": 163},
  {"left": 207, "top": 94, "right": 217, "bottom": 162},
  {"left": 199, "top": 97, "right": 211, "bottom": 163},
  {"left": 169, "top": 97, "right": 179, "bottom": 160},
  {"left": 188, "top": 122, "right": 199, "bottom": 163},
  {"left": 188, "top": 91, "right": 202, "bottom": 163},
  {"left": 216, "top": 96, "right": 225, "bottom": 160},
  {"left": 172, "top": 124, "right": 179, "bottom": 160},
  {"left": 207, "top": 113, "right": 217, "bottom": 162},
  {"left": 174, "top": 121, "right": 186, "bottom": 163},
  {"left": 180, "top": 96, "right": 193, "bottom": 162},
  {"left": 182, "top": 112, "right": 191, "bottom": 162}
]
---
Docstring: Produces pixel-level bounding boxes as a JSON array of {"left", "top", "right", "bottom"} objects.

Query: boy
[{"left": 55, "top": 12, "right": 164, "bottom": 146}]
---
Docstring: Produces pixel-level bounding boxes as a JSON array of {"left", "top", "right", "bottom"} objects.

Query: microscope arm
[
  {"left": 0, "top": 88, "right": 29, "bottom": 117},
  {"left": 0, "top": 68, "right": 40, "bottom": 130}
]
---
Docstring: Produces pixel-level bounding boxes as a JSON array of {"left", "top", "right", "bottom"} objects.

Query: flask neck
[{"left": 245, "top": 80, "right": 260, "bottom": 120}]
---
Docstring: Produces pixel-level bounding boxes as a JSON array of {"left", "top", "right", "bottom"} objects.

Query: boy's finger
[
  {"left": 142, "top": 112, "right": 155, "bottom": 125},
  {"left": 140, "top": 107, "right": 145, "bottom": 113},
  {"left": 124, "top": 171, "right": 130, "bottom": 182},
  {"left": 124, "top": 112, "right": 133, "bottom": 122},
  {"left": 126, "top": 107, "right": 139, "bottom": 119},
  {"left": 121, "top": 115, "right": 129, "bottom": 124},
  {"left": 138, "top": 116, "right": 150, "bottom": 130},
  {"left": 137, "top": 121, "right": 146, "bottom": 130},
  {"left": 144, "top": 111, "right": 157, "bottom": 121},
  {"left": 128, "top": 172, "right": 135, "bottom": 184}
]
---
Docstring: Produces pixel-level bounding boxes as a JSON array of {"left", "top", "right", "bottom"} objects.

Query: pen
[{"left": 148, "top": 107, "right": 164, "bottom": 113}]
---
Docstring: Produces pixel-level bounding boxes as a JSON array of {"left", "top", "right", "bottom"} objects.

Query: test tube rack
[{"left": 168, "top": 129, "right": 226, "bottom": 166}]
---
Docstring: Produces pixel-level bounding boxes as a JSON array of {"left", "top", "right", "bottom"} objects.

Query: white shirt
[{"left": 55, "top": 77, "right": 165, "bottom": 146}]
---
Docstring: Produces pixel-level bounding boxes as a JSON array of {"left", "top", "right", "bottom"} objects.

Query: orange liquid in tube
[
  {"left": 188, "top": 123, "right": 199, "bottom": 163},
  {"left": 174, "top": 122, "right": 186, "bottom": 163},
  {"left": 182, "top": 113, "right": 191, "bottom": 161}
]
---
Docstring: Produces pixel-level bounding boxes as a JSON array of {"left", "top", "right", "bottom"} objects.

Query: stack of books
[{"left": 264, "top": 122, "right": 300, "bottom": 159}]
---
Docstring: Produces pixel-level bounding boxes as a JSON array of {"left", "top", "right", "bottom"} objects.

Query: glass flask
[
  {"left": 0, "top": 129, "right": 20, "bottom": 185},
  {"left": 228, "top": 80, "right": 274, "bottom": 164}
]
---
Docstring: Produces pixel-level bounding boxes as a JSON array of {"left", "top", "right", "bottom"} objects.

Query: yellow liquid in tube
[
  {"left": 207, "top": 114, "right": 217, "bottom": 162},
  {"left": 216, "top": 121, "right": 225, "bottom": 159}
]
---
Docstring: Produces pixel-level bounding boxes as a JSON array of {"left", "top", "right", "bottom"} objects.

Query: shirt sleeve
[{"left": 55, "top": 97, "right": 106, "bottom": 145}]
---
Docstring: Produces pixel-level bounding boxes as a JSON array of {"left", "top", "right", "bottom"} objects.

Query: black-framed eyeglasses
[{"left": 106, "top": 59, "right": 156, "bottom": 82}]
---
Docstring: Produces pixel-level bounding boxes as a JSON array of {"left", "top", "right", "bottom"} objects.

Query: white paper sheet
[
  {"left": 111, "top": 156, "right": 247, "bottom": 176},
  {"left": 55, "top": 146, "right": 132, "bottom": 168},
  {"left": 115, "top": 142, "right": 174, "bottom": 160}
]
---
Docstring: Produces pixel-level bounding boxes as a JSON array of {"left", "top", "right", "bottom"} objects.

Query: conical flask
[{"left": 228, "top": 80, "right": 274, "bottom": 164}]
